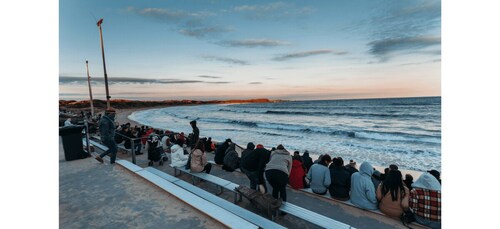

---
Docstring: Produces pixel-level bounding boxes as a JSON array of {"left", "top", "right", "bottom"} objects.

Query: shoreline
[{"left": 116, "top": 105, "right": 425, "bottom": 179}]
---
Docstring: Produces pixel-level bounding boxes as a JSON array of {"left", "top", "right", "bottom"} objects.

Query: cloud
[
  {"left": 205, "top": 81, "right": 232, "bottom": 84},
  {"left": 59, "top": 76, "right": 204, "bottom": 85},
  {"left": 203, "top": 55, "right": 249, "bottom": 65},
  {"left": 180, "top": 26, "right": 232, "bottom": 38},
  {"left": 273, "top": 49, "right": 347, "bottom": 61},
  {"left": 198, "top": 75, "right": 221, "bottom": 79},
  {"left": 127, "top": 7, "right": 230, "bottom": 39},
  {"left": 249, "top": 82, "right": 262, "bottom": 84},
  {"left": 219, "top": 39, "right": 290, "bottom": 48},
  {"left": 368, "top": 36, "right": 441, "bottom": 61},
  {"left": 233, "top": 2, "right": 315, "bottom": 20}
]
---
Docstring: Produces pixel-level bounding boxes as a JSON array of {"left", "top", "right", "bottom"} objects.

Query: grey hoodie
[
  {"left": 265, "top": 149, "right": 292, "bottom": 175},
  {"left": 350, "top": 162, "right": 378, "bottom": 210},
  {"left": 307, "top": 163, "right": 331, "bottom": 194}
]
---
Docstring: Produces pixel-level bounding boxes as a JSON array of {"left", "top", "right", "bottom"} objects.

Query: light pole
[
  {"left": 97, "top": 18, "right": 111, "bottom": 109},
  {"left": 85, "top": 60, "right": 95, "bottom": 117}
]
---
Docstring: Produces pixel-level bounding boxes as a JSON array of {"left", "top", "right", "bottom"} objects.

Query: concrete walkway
[
  {"left": 61, "top": 137, "right": 428, "bottom": 229},
  {"left": 59, "top": 140, "right": 225, "bottom": 229}
]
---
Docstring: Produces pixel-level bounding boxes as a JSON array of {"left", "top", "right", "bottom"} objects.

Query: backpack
[{"left": 235, "top": 185, "right": 282, "bottom": 217}]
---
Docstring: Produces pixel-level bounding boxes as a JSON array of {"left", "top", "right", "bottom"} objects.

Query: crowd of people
[
  {"left": 212, "top": 140, "right": 441, "bottom": 228},
  {"left": 90, "top": 109, "right": 441, "bottom": 228}
]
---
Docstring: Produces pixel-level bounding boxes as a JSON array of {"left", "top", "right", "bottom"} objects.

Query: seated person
[
  {"left": 376, "top": 170, "right": 409, "bottom": 219},
  {"left": 306, "top": 154, "right": 331, "bottom": 195},
  {"left": 409, "top": 172, "right": 441, "bottom": 229},
  {"left": 170, "top": 143, "right": 189, "bottom": 168},
  {"left": 329, "top": 157, "right": 351, "bottom": 200},
  {"left": 350, "top": 162, "right": 378, "bottom": 210},
  {"left": 222, "top": 143, "right": 240, "bottom": 172}
]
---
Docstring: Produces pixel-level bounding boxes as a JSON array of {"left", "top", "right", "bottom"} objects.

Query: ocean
[{"left": 129, "top": 96, "right": 441, "bottom": 172}]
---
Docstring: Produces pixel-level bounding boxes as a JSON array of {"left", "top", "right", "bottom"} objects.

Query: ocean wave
[
  {"left": 220, "top": 108, "right": 436, "bottom": 119},
  {"left": 354, "top": 131, "right": 440, "bottom": 144}
]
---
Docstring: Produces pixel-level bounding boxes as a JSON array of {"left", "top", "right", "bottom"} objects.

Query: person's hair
[
  {"left": 195, "top": 140, "right": 204, "bottom": 152},
  {"left": 332, "top": 157, "right": 343, "bottom": 167},
  {"left": 319, "top": 154, "right": 332, "bottom": 166},
  {"left": 277, "top": 144, "right": 285, "bottom": 150},
  {"left": 381, "top": 170, "right": 406, "bottom": 201},
  {"left": 384, "top": 168, "right": 390, "bottom": 174},
  {"left": 404, "top": 174, "right": 413, "bottom": 182}
]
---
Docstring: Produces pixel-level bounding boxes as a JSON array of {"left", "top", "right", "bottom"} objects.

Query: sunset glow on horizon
[{"left": 60, "top": 0, "right": 441, "bottom": 101}]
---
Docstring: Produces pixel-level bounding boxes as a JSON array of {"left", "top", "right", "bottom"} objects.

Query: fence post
[{"left": 84, "top": 120, "right": 91, "bottom": 155}]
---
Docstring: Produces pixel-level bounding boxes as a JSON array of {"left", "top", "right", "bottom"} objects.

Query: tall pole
[
  {"left": 85, "top": 60, "right": 95, "bottom": 116},
  {"left": 97, "top": 18, "right": 111, "bottom": 109}
]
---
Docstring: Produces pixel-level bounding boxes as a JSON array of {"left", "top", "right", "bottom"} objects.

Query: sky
[{"left": 60, "top": 0, "right": 441, "bottom": 101}]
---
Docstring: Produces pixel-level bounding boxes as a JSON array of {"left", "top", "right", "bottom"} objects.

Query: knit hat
[{"left": 256, "top": 144, "right": 264, "bottom": 149}]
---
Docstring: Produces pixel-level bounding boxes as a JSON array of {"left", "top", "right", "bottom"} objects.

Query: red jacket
[{"left": 289, "top": 159, "right": 306, "bottom": 189}]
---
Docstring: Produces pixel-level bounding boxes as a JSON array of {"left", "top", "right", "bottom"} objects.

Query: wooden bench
[
  {"left": 279, "top": 202, "right": 354, "bottom": 229},
  {"left": 145, "top": 167, "right": 286, "bottom": 229},
  {"left": 172, "top": 166, "right": 242, "bottom": 203},
  {"left": 116, "top": 160, "right": 259, "bottom": 229}
]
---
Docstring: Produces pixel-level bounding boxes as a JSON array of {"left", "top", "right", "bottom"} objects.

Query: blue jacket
[
  {"left": 99, "top": 115, "right": 115, "bottom": 140},
  {"left": 350, "top": 162, "right": 378, "bottom": 210},
  {"left": 307, "top": 163, "right": 331, "bottom": 194}
]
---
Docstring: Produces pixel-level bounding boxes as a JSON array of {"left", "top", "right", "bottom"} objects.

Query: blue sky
[{"left": 60, "top": 0, "right": 441, "bottom": 100}]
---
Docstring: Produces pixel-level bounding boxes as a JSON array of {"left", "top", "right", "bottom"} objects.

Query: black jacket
[
  {"left": 240, "top": 148, "right": 270, "bottom": 184},
  {"left": 302, "top": 152, "right": 313, "bottom": 172},
  {"left": 329, "top": 165, "right": 351, "bottom": 199},
  {"left": 214, "top": 142, "right": 230, "bottom": 164}
]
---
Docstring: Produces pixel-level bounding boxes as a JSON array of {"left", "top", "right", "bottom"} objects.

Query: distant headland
[{"left": 59, "top": 98, "right": 284, "bottom": 110}]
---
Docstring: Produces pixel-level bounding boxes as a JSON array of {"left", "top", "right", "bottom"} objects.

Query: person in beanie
[{"left": 95, "top": 109, "right": 117, "bottom": 164}]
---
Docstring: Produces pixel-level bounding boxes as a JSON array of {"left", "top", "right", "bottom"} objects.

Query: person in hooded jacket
[
  {"left": 265, "top": 144, "right": 292, "bottom": 201},
  {"left": 190, "top": 141, "right": 212, "bottom": 174},
  {"left": 222, "top": 143, "right": 240, "bottom": 172},
  {"left": 214, "top": 138, "right": 231, "bottom": 164},
  {"left": 409, "top": 172, "right": 441, "bottom": 229},
  {"left": 170, "top": 143, "right": 189, "bottom": 168},
  {"left": 289, "top": 154, "right": 307, "bottom": 189},
  {"left": 301, "top": 151, "right": 313, "bottom": 172},
  {"left": 240, "top": 144, "right": 270, "bottom": 193},
  {"left": 329, "top": 157, "right": 351, "bottom": 200},
  {"left": 241, "top": 142, "right": 255, "bottom": 160},
  {"left": 350, "top": 161, "right": 378, "bottom": 210},
  {"left": 306, "top": 154, "right": 331, "bottom": 195}
]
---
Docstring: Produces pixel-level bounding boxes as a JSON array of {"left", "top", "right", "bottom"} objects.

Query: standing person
[
  {"left": 350, "top": 162, "right": 378, "bottom": 210},
  {"left": 240, "top": 144, "right": 270, "bottom": 193},
  {"left": 190, "top": 141, "right": 212, "bottom": 174},
  {"left": 265, "top": 144, "right": 292, "bottom": 202},
  {"left": 306, "top": 154, "right": 331, "bottom": 195},
  {"left": 214, "top": 138, "right": 231, "bottom": 165},
  {"left": 95, "top": 109, "right": 117, "bottom": 164},
  {"left": 409, "top": 172, "right": 441, "bottom": 229},
  {"left": 376, "top": 170, "right": 410, "bottom": 219},
  {"left": 289, "top": 153, "right": 307, "bottom": 189},
  {"left": 190, "top": 120, "right": 199, "bottom": 147},
  {"left": 329, "top": 157, "right": 351, "bottom": 200},
  {"left": 301, "top": 151, "right": 313, "bottom": 172}
]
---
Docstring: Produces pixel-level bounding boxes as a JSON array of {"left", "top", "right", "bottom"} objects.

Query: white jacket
[{"left": 170, "top": 144, "right": 189, "bottom": 167}]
